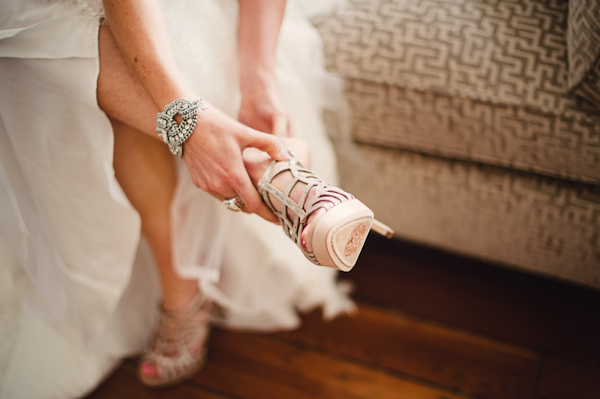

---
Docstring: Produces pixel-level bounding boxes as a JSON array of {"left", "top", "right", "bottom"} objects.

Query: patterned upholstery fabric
[
  {"left": 316, "top": 0, "right": 600, "bottom": 288},
  {"left": 334, "top": 141, "right": 600, "bottom": 288},
  {"left": 567, "top": 0, "right": 600, "bottom": 108},
  {"left": 316, "top": 0, "right": 600, "bottom": 184}
]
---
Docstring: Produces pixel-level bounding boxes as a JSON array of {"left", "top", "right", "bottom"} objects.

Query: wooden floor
[{"left": 85, "top": 235, "right": 600, "bottom": 399}]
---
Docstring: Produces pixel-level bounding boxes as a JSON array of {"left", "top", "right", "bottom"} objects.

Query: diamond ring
[{"left": 223, "top": 197, "right": 244, "bottom": 212}]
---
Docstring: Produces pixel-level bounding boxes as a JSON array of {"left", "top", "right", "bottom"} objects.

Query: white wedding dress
[{"left": 0, "top": 1, "right": 351, "bottom": 397}]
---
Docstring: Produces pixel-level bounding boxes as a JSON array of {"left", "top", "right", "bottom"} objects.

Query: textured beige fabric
[
  {"left": 333, "top": 138, "right": 600, "bottom": 289},
  {"left": 316, "top": 0, "right": 600, "bottom": 183},
  {"left": 316, "top": 0, "right": 600, "bottom": 287},
  {"left": 567, "top": 0, "right": 600, "bottom": 108}
]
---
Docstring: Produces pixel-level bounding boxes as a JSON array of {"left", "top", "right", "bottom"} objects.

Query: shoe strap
[
  {"left": 257, "top": 156, "right": 355, "bottom": 264},
  {"left": 143, "top": 292, "right": 211, "bottom": 379}
]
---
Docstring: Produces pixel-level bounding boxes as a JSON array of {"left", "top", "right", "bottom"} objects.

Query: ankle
[{"left": 161, "top": 283, "right": 200, "bottom": 311}]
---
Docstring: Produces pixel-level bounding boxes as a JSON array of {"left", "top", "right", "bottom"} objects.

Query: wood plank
[
  {"left": 349, "top": 235, "right": 600, "bottom": 363},
  {"left": 83, "top": 236, "right": 600, "bottom": 399},
  {"left": 85, "top": 360, "right": 228, "bottom": 399},
  {"left": 279, "top": 304, "right": 539, "bottom": 399},
  {"left": 192, "top": 328, "right": 468, "bottom": 399},
  {"left": 536, "top": 357, "right": 600, "bottom": 399}
]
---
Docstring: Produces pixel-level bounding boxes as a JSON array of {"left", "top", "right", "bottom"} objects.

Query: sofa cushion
[
  {"left": 567, "top": 0, "right": 600, "bottom": 108},
  {"left": 334, "top": 139, "right": 600, "bottom": 289},
  {"left": 316, "top": 0, "right": 600, "bottom": 184}
]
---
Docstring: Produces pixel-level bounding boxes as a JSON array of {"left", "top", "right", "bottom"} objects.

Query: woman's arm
[
  {"left": 99, "top": 0, "right": 285, "bottom": 222},
  {"left": 237, "top": 0, "right": 291, "bottom": 136},
  {"left": 102, "top": 0, "right": 190, "bottom": 108}
]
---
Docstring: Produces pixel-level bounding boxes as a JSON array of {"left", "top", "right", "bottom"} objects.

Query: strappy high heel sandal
[
  {"left": 257, "top": 150, "right": 393, "bottom": 272},
  {"left": 138, "top": 291, "right": 211, "bottom": 388}
]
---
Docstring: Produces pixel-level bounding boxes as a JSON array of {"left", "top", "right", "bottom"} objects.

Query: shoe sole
[{"left": 311, "top": 198, "right": 374, "bottom": 272}]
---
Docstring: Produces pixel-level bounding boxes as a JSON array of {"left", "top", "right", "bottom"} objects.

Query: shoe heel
[
  {"left": 311, "top": 199, "right": 374, "bottom": 272},
  {"left": 372, "top": 219, "right": 394, "bottom": 238}
]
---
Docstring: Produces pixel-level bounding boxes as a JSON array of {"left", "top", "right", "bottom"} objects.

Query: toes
[{"left": 140, "top": 362, "right": 159, "bottom": 378}]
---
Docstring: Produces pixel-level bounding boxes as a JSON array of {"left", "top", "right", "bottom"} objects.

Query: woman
[{"left": 0, "top": 0, "right": 387, "bottom": 395}]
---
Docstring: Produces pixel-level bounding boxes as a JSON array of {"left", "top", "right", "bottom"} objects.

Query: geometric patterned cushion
[
  {"left": 335, "top": 140, "right": 600, "bottom": 289},
  {"left": 343, "top": 78, "right": 600, "bottom": 183},
  {"left": 316, "top": 0, "right": 600, "bottom": 183},
  {"left": 567, "top": 0, "right": 600, "bottom": 108}
]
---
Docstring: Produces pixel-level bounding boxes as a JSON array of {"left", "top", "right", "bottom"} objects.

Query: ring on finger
[{"left": 223, "top": 196, "right": 244, "bottom": 212}]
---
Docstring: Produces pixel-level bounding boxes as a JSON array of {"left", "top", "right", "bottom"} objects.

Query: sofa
[{"left": 314, "top": 0, "right": 600, "bottom": 288}]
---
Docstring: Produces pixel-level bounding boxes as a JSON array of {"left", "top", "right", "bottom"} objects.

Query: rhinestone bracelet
[{"left": 156, "top": 98, "right": 208, "bottom": 157}]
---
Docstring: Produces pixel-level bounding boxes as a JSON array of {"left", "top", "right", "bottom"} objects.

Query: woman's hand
[
  {"left": 182, "top": 105, "right": 287, "bottom": 223},
  {"left": 100, "top": 0, "right": 289, "bottom": 223},
  {"left": 237, "top": 0, "right": 290, "bottom": 137},
  {"left": 238, "top": 79, "right": 292, "bottom": 137}
]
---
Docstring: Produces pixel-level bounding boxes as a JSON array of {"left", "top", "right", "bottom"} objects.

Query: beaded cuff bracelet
[{"left": 156, "top": 98, "right": 208, "bottom": 157}]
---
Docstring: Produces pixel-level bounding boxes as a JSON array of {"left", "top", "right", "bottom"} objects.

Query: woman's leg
[
  {"left": 100, "top": 25, "right": 208, "bottom": 385},
  {"left": 111, "top": 119, "right": 199, "bottom": 311},
  {"left": 99, "top": 24, "right": 198, "bottom": 311},
  {"left": 98, "top": 20, "right": 373, "bottom": 275},
  {"left": 97, "top": 19, "right": 381, "bottom": 384}
]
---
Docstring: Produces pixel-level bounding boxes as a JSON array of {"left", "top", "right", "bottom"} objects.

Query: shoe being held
[{"left": 257, "top": 144, "right": 393, "bottom": 272}]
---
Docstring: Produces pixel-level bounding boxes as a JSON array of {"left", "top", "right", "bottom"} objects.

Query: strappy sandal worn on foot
[
  {"left": 257, "top": 150, "right": 393, "bottom": 272},
  {"left": 138, "top": 291, "right": 211, "bottom": 388}
]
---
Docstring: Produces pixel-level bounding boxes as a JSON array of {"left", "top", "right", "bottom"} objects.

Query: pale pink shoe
[
  {"left": 138, "top": 291, "right": 211, "bottom": 387},
  {"left": 258, "top": 151, "right": 393, "bottom": 272}
]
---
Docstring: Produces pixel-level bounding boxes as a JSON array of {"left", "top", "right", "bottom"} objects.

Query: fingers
[
  {"left": 243, "top": 129, "right": 289, "bottom": 162},
  {"left": 234, "top": 132, "right": 282, "bottom": 222},
  {"left": 188, "top": 161, "right": 279, "bottom": 224},
  {"left": 228, "top": 128, "right": 292, "bottom": 223},
  {"left": 234, "top": 175, "right": 280, "bottom": 223},
  {"left": 182, "top": 108, "right": 287, "bottom": 223},
  {"left": 184, "top": 148, "right": 279, "bottom": 223}
]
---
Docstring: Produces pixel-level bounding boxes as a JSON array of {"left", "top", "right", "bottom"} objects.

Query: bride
[{"left": 0, "top": 0, "right": 387, "bottom": 396}]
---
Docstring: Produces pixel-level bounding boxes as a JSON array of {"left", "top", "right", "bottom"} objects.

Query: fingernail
[{"left": 280, "top": 148, "right": 290, "bottom": 160}]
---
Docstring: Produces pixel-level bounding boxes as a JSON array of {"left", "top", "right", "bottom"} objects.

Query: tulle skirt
[{"left": 0, "top": 0, "right": 350, "bottom": 397}]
